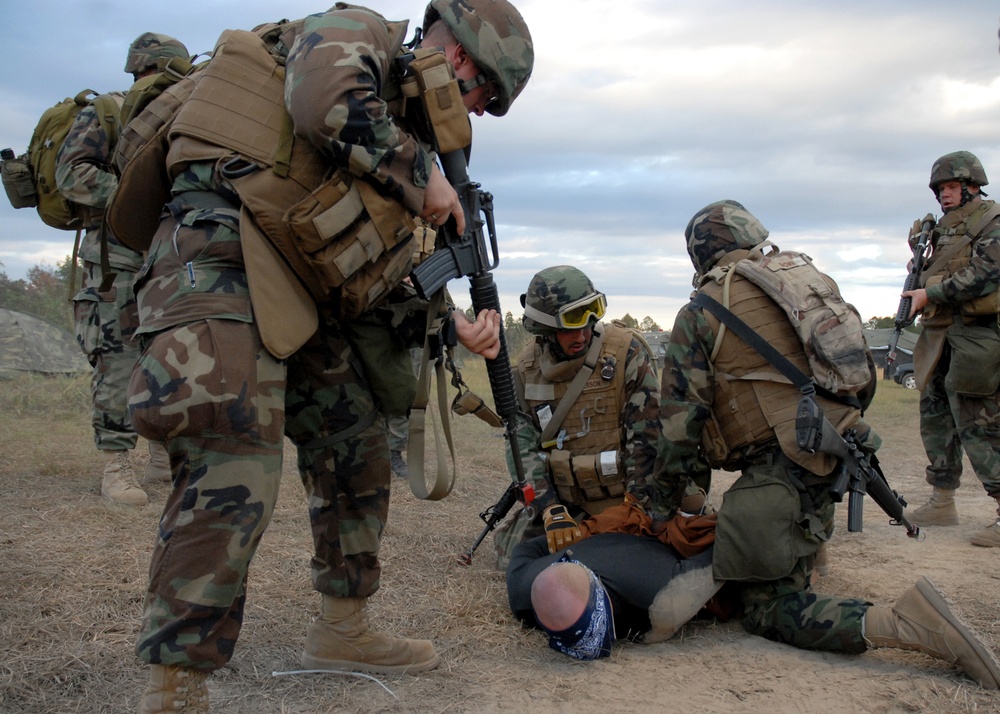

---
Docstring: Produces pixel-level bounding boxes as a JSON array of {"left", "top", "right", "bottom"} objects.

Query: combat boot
[
  {"left": 905, "top": 487, "right": 959, "bottom": 526},
  {"left": 138, "top": 664, "right": 209, "bottom": 714},
  {"left": 970, "top": 497, "right": 1000, "bottom": 548},
  {"left": 302, "top": 595, "right": 439, "bottom": 674},
  {"left": 390, "top": 450, "right": 409, "bottom": 479},
  {"left": 144, "top": 441, "right": 172, "bottom": 483},
  {"left": 101, "top": 450, "right": 148, "bottom": 506},
  {"left": 643, "top": 555, "right": 722, "bottom": 644},
  {"left": 864, "top": 576, "right": 1000, "bottom": 689}
]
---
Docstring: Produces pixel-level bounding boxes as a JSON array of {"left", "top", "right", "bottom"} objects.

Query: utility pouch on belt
[
  {"left": 1, "top": 152, "right": 37, "bottom": 209},
  {"left": 945, "top": 322, "right": 1000, "bottom": 396},
  {"left": 714, "top": 463, "right": 813, "bottom": 581},
  {"left": 548, "top": 449, "right": 626, "bottom": 506},
  {"left": 398, "top": 49, "right": 472, "bottom": 154}
]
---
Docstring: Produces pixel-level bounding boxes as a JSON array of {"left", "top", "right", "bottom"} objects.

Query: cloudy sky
[{"left": 1, "top": 0, "right": 998, "bottom": 330}]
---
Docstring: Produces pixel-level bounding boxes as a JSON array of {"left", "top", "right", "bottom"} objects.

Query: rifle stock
[{"left": 887, "top": 214, "right": 935, "bottom": 368}]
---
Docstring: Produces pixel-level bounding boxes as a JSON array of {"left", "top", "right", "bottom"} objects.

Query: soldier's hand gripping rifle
[
  {"left": 411, "top": 153, "right": 535, "bottom": 568},
  {"left": 795, "top": 396, "right": 920, "bottom": 539},
  {"left": 887, "top": 214, "right": 935, "bottom": 369}
]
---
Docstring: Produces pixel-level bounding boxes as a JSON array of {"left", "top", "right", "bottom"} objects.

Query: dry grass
[{"left": 1, "top": 369, "right": 999, "bottom": 713}]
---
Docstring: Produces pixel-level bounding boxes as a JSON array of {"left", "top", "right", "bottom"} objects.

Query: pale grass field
[{"left": 1, "top": 365, "right": 998, "bottom": 714}]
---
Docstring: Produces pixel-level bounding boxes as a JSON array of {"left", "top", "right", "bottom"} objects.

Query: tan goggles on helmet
[{"left": 556, "top": 293, "right": 607, "bottom": 329}]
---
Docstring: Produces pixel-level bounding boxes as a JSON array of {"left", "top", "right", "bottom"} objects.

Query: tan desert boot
[
  {"left": 144, "top": 441, "right": 172, "bottom": 483},
  {"left": 302, "top": 595, "right": 439, "bottom": 674},
  {"left": 864, "top": 576, "right": 1000, "bottom": 689},
  {"left": 970, "top": 497, "right": 1000, "bottom": 547},
  {"left": 905, "top": 487, "right": 959, "bottom": 526},
  {"left": 139, "top": 664, "right": 209, "bottom": 714},
  {"left": 101, "top": 450, "right": 148, "bottom": 506}
]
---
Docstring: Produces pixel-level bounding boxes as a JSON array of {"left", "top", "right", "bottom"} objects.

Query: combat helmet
[
  {"left": 521, "top": 266, "right": 607, "bottom": 336},
  {"left": 685, "top": 199, "right": 769, "bottom": 277},
  {"left": 929, "top": 151, "right": 989, "bottom": 207},
  {"left": 125, "top": 33, "right": 190, "bottom": 75},
  {"left": 423, "top": 0, "right": 533, "bottom": 116}
]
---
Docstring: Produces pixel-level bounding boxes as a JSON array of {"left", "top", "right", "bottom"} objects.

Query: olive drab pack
[
  {"left": 1, "top": 90, "right": 120, "bottom": 229},
  {"left": 119, "top": 55, "right": 203, "bottom": 130},
  {"left": 706, "top": 241, "right": 872, "bottom": 396}
]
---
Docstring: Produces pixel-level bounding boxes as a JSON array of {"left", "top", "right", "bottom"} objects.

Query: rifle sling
[
  {"left": 692, "top": 292, "right": 862, "bottom": 410},
  {"left": 407, "top": 288, "right": 457, "bottom": 501},
  {"left": 538, "top": 325, "right": 606, "bottom": 445}
]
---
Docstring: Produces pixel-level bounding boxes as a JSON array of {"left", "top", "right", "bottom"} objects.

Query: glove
[{"left": 543, "top": 504, "right": 582, "bottom": 554}]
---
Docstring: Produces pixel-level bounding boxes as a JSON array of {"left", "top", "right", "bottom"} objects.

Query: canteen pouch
[
  {"left": 1, "top": 153, "right": 37, "bottom": 209},
  {"left": 714, "top": 464, "right": 810, "bottom": 581},
  {"left": 945, "top": 322, "right": 1000, "bottom": 396}
]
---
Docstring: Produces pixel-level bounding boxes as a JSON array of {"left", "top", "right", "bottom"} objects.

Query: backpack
[
  {"left": 705, "top": 241, "right": 872, "bottom": 396},
  {"left": 119, "top": 55, "right": 204, "bottom": 130},
  {"left": 1, "top": 89, "right": 120, "bottom": 230}
]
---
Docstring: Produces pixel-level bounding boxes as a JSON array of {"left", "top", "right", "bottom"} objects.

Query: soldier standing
[
  {"left": 118, "top": 3, "right": 533, "bottom": 711},
  {"left": 900, "top": 151, "right": 1000, "bottom": 548},
  {"left": 55, "top": 33, "right": 186, "bottom": 505}
]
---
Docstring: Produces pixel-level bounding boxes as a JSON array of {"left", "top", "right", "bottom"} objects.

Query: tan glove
[{"left": 543, "top": 504, "right": 582, "bottom": 554}]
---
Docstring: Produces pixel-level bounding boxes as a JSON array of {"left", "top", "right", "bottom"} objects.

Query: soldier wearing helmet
[
  {"left": 649, "top": 200, "right": 1000, "bottom": 689},
  {"left": 51, "top": 33, "right": 188, "bottom": 512},
  {"left": 491, "top": 265, "right": 665, "bottom": 569},
  {"left": 124, "top": 32, "right": 190, "bottom": 80},
  {"left": 899, "top": 152, "right": 1000, "bottom": 550},
  {"left": 123, "top": 3, "right": 533, "bottom": 709}
]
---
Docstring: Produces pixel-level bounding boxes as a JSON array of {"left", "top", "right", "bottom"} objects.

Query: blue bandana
[{"left": 543, "top": 557, "right": 616, "bottom": 660}]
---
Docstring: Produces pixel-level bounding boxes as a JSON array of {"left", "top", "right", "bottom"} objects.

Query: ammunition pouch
[
  {"left": 547, "top": 449, "right": 626, "bottom": 514},
  {"left": 398, "top": 49, "right": 472, "bottom": 154}
]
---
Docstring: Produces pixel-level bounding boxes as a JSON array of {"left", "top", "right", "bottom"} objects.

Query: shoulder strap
[
  {"left": 538, "top": 326, "right": 606, "bottom": 444},
  {"left": 693, "top": 291, "right": 863, "bottom": 410}
]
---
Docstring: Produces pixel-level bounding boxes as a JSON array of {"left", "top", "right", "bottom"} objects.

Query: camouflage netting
[{"left": 0, "top": 308, "right": 89, "bottom": 379}]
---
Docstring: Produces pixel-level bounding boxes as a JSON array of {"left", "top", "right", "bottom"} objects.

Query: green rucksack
[
  {"left": 119, "top": 55, "right": 204, "bottom": 130},
  {"left": 1, "top": 89, "right": 120, "bottom": 230}
]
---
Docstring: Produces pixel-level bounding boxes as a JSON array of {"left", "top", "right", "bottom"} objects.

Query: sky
[{"left": 1, "top": 0, "right": 998, "bottom": 330}]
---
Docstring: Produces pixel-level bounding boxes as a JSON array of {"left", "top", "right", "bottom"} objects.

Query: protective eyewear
[{"left": 556, "top": 293, "right": 607, "bottom": 330}]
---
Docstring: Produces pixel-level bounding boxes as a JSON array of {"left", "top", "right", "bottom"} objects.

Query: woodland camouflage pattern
[
  {"left": 656, "top": 201, "right": 877, "bottom": 653},
  {"left": 125, "top": 32, "right": 190, "bottom": 74},
  {"left": 494, "top": 324, "right": 661, "bottom": 568},
  {"left": 929, "top": 150, "right": 990, "bottom": 190},
  {"left": 521, "top": 265, "right": 601, "bottom": 336},
  {"left": 423, "top": 0, "right": 534, "bottom": 116},
  {"left": 685, "top": 199, "right": 770, "bottom": 278},
  {"left": 915, "top": 198, "right": 1000, "bottom": 500},
  {"left": 55, "top": 91, "right": 144, "bottom": 451},
  {"left": 130, "top": 3, "right": 517, "bottom": 670}
]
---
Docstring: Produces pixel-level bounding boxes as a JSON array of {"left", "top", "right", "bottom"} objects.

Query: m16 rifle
[
  {"left": 795, "top": 395, "right": 921, "bottom": 539},
  {"left": 886, "top": 214, "right": 935, "bottom": 370},
  {"left": 410, "top": 149, "right": 535, "bottom": 565}
]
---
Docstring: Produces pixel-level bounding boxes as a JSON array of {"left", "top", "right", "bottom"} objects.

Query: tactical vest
[
  {"left": 517, "top": 323, "right": 634, "bottom": 510},
  {"left": 919, "top": 200, "right": 1000, "bottom": 327},
  {"left": 698, "top": 270, "right": 861, "bottom": 476},
  {"left": 152, "top": 21, "right": 417, "bottom": 321}
]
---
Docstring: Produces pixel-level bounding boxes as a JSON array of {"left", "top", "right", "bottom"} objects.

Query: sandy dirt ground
[{"left": 1, "top": 376, "right": 998, "bottom": 713}]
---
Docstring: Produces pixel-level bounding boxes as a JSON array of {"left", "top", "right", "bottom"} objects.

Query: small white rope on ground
[{"left": 270, "top": 669, "right": 398, "bottom": 699}]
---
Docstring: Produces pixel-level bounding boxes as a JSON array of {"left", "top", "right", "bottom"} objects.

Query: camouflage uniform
[
  {"left": 654, "top": 201, "right": 877, "bottom": 654},
  {"left": 55, "top": 94, "right": 144, "bottom": 453},
  {"left": 494, "top": 267, "right": 661, "bottom": 568},
  {"left": 127, "top": 5, "right": 522, "bottom": 670},
  {"left": 914, "top": 200, "right": 1000, "bottom": 501}
]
